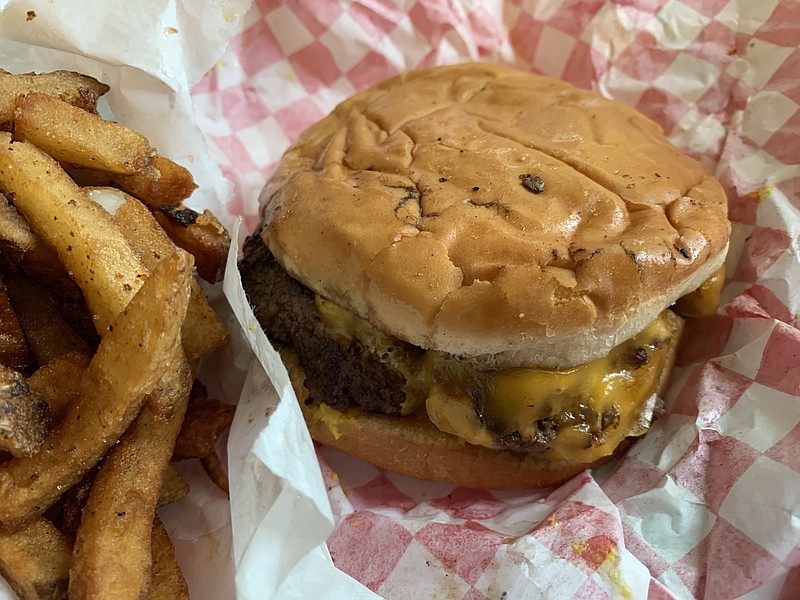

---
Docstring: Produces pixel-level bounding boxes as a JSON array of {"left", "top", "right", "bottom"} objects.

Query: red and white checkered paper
[{"left": 198, "top": 1, "right": 800, "bottom": 598}]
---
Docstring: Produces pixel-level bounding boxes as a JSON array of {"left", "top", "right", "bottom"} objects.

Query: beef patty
[{"left": 239, "top": 231, "right": 413, "bottom": 416}]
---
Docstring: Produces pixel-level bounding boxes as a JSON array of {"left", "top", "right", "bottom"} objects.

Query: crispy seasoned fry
[
  {"left": 112, "top": 156, "right": 197, "bottom": 208},
  {"left": 0, "top": 518, "right": 71, "bottom": 600},
  {"left": 67, "top": 156, "right": 197, "bottom": 209},
  {"left": 0, "top": 134, "right": 146, "bottom": 333},
  {"left": 0, "top": 275, "right": 31, "bottom": 370},
  {"left": 61, "top": 166, "right": 113, "bottom": 188},
  {"left": 0, "top": 69, "right": 108, "bottom": 123},
  {"left": 0, "top": 253, "right": 191, "bottom": 531},
  {"left": 200, "top": 451, "right": 229, "bottom": 497},
  {"left": 0, "top": 366, "right": 49, "bottom": 458},
  {"left": 0, "top": 67, "right": 230, "bottom": 594},
  {"left": 0, "top": 194, "right": 64, "bottom": 280},
  {"left": 87, "top": 187, "right": 228, "bottom": 359},
  {"left": 157, "top": 465, "right": 189, "bottom": 508},
  {"left": 147, "top": 518, "right": 189, "bottom": 600},
  {"left": 0, "top": 193, "right": 37, "bottom": 265},
  {"left": 155, "top": 207, "right": 230, "bottom": 283},
  {"left": 70, "top": 393, "right": 190, "bottom": 600},
  {"left": 54, "top": 467, "right": 96, "bottom": 540},
  {"left": 13, "top": 93, "right": 154, "bottom": 175},
  {"left": 5, "top": 275, "right": 91, "bottom": 365},
  {"left": 27, "top": 351, "right": 91, "bottom": 425},
  {"left": 174, "top": 382, "right": 235, "bottom": 460}
]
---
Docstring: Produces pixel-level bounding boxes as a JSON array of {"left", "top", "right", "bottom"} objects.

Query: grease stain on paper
[
  {"left": 748, "top": 184, "right": 774, "bottom": 202},
  {"left": 573, "top": 535, "right": 632, "bottom": 599}
]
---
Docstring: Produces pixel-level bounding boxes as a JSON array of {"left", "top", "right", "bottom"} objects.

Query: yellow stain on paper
[
  {"left": 573, "top": 536, "right": 632, "bottom": 600},
  {"left": 748, "top": 184, "right": 774, "bottom": 202},
  {"left": 572, "top": 539, "right": 588, "bottom": 555},
  {"left": 549, "top": 513, "right": 560, "bottom": 527}
]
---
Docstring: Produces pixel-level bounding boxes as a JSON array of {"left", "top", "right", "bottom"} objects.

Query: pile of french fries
[{"left": 0, "top": 69, "right": 235, "bottom": 600}]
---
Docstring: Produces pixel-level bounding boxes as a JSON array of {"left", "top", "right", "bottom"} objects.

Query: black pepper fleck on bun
[{"left": 239, "top": 63, "right": 730, "bottom": 489}]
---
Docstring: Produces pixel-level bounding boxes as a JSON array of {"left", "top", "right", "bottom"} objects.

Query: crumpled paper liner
[{"left": 203, "top": 1, "right": 800, "bottom": 599}]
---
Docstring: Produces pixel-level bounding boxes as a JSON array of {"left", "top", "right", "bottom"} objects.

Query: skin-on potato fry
[
  {"left": 0, "top": 518, "right": 71, "bottom": 600},
  {"left": 0, "top": 69, "right": 109, "bottom": 124},
  {"left": 54, "top": 467, "right": 96, "bottom": 540},
  {"left": 67, "top": 156, "right": 197, "bottom": 209},
  {"left": 0, "top": 134, "right": 146, "bottom": 333},
  {"left": 13, "top": 93, "right": 155, "bottom": 175},
  {"left": 200, "top": 451, "right": 229, "bottom": 497},
  {"left": 173, "top": 381, "right": 235, "bottom": 460},
  {"left": 0, "top": 252, "right": 191, "bottom": 531},
  {"left": 0, "top": 194, "right": 65, "bottom": 281},
  {"left": 26, "top": 351, "right": 91, "bottom": 426},
  {"left": 0, "top": 275, "right": 31, "bottom": 371},
  {"left": 0, "top": 365, "right": 49, "bottom": 458},
  {"left": 61, "top": 166, "right": 113, "bottom": 188},
  {"left": 87, "top": 187, "right": 228, "bottom": 360},
  {"left": 0, "top": 193, "right": 37, "bottom": 265},
  {"left": 155, "top": 206, "right": 230, "bottom": 283},
  {"left": 70, "top": 390, "right": 190, "bottom": 600},
  {"left": 112, "top": 156, "right": 197, "bottom": 209},
  {"left": 157, "top": 464, "right": 189, "bottom": 508},
  {"left": 147, "top": 518, "right": 189, "bottom": 600},
  {"left": 57, "top": 461, "right": 189, "bottom": 545},
  {"left": 5, "top": 274, "right": 91, "bottom": 366}
]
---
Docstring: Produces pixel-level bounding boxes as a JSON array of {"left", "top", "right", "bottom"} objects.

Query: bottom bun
[{"left": 284, "top": 352, "right": 637, "bottom": 490}]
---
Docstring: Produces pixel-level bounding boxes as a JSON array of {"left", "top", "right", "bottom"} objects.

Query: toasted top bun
[{"left": 261, "top": 63, "right": 730, "bottom": 369}]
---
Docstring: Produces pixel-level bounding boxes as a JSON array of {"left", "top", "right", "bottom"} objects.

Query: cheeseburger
[{"left": 240, "top": 63, "right": 730, "bottom": 489}]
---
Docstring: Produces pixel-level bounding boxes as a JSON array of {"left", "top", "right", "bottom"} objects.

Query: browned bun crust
[
  {"left": 262, "top": 62, "right": 730, "bottom": 369},
  {"left": 284, "top": 327, "right": 681, "bottom": 489}
]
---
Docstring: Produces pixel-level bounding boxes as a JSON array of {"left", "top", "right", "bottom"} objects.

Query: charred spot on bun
[{"left": 239, "top": 63, "right": 730, "bottom": 489}]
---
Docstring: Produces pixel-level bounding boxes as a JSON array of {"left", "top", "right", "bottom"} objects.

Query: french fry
[
  {"left": 154, "top": 207, "right": 230, "bottom": 283},
  {"left": 0, "top": 275, "right": 31, "bottom": 370},
  {"left": 112, "top": 156, "right": 197, "bottom": 209},
  {"left": 70, "top": 392, "right": 190, "bottom": 600},
  {"left": 173, "top": 381, "right": 235, "bottom": 460},
  {"left": 66, "top": 156, "right": 197, "bottom": 209},
  {"left": 27, "top": 352, "right": 91, "bottom": 426},
  {"left": 87, "top": 187, "right": 228, "bottom": 360},
  {"left": 13, "top": 93, "right": 154, "bottom": 175},
  {"left": 61, "top": 166, "right": 113, "bottom": 188},
  {"left": 2, "top": 163, "right": 201, "bottom": 419},
  {"left": 0, "top": 366, "right": 49, "bottom": 458},
  {"left": 0, "top": 134, "right": 145, "bottom": 333},
  {"left": 0, "top": 194, "right": 64, "bottom": 280},
  {"left": 5, "top": 275, "right": 91, "bottom": 365},
  {"left": 157, "top": 465, "right": 189, "bottom": 508},
  {"left": 0, "top": 252, "right": 191, "bottom": 531},
  {"left": 54, "top": 468, "right": 96, "bottom": 540},
  {"left": 200, "top": 451, "right": 229, "bottom": 497},
  {"left": 0, "top": 69, "right": 108, "bottom": 124},
  {"left": 0, "top": 518, "right": 71, "bottom": 600},
  {"left": 0, "top": 68, "right": 231, "bottom": 594},
  {"left": 0, "top": 193, "right": 37, "bottom": 265},
  {"left": 147, "top": 518, "right": 189, "bottom": 600}
]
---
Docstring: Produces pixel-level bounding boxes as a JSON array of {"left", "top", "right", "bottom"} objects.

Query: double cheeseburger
[{"left": 240, "top": 63, "right": 730, "bottom": 489}]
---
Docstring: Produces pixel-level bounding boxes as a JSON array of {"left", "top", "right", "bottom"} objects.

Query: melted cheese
[
  {"left": 426, "top": 312, "right": 679, "bottom": 463},
  {"left": 673, "top": 265, "right": 725, "bottom": 318},
  {"left": 315, "top": 293, "right": 680, "bottom": 465}
]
